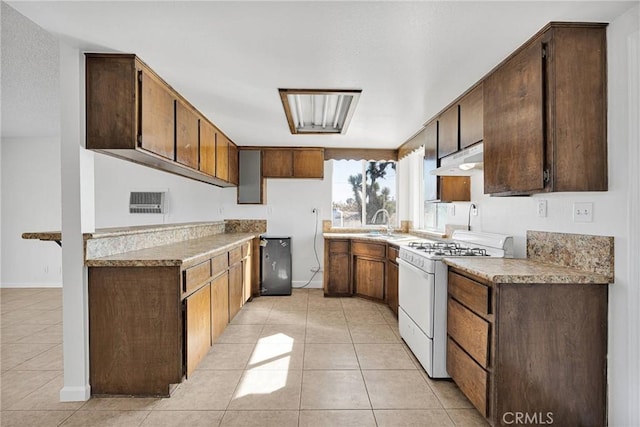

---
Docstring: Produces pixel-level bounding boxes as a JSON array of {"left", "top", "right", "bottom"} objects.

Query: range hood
[{"left": 430, "top": 143, "right": 483, "bottom": 176}]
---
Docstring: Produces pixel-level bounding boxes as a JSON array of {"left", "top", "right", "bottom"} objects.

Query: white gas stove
[{"left": 397, "top": 230, "right": 514, "bottom": 378}]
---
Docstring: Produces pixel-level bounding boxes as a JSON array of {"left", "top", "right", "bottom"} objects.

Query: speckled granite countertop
[
  {"left": 85, "top": 232, "right": 258, "bottom": 268},
  {"left": 443, "top": 258, "right": 611, "bottom": 285}
]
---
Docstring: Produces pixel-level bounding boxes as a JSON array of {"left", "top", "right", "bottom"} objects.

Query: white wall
[
  {"left": 221, "top": 161, "right": 333, "bottom": 288},
  {"left": 1, "top": 137, "right": 63, "bottom": 287},
  {"left": 93, "top": 153, "right": 225, "bottom": 228}
]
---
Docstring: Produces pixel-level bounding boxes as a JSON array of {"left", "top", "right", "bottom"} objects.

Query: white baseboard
[
  {"left": 0, "top": 282, "right": 62, "bottom": 289},
  {"left": 59, "top": 384, "right": 91, "bottom": 402}
]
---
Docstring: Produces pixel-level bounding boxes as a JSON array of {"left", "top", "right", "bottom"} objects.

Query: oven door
[{"left": 397, "top": 258, "right": 434, "bottom": 339}]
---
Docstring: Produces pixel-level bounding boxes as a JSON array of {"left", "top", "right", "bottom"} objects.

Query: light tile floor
[{"left": 0, "top": 288, "right": 489, "bottom": 426}]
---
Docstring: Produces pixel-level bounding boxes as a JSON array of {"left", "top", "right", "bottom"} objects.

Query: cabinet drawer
[
  {"left": 328, "top": 240, "right": 349, "bottom": 254},
  {"left": 448, "top": 297, "right": 490, "bottom": 368},
  {"left": 351, "top": 241, "right": 386, "bottom": 258},
  {"left": 183, "top": 260, "right": 211, "bottom": 294},
  {"left": 212, "top": 253, "right": 229, "bottom": 275},
  {"left": 387, "top": 245, "right": 399, "bottom": 263},
  {"left": 449, "top": 271, "right": 490, "bottom": 316},
  {"left": 229, "top": 247, "right": 243, "bottom": 265},
  {"left": 447, "top": 337, "right": 488, "bottom": 417}
]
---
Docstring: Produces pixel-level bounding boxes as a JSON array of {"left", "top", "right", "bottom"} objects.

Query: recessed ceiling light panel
[{"left": 279, "top": 89, "right": 361, "bottom": 135}]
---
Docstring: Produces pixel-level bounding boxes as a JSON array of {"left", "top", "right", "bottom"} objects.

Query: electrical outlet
[
  {"left": 471, "top": 204, "right": 478, "bottom": 216},
  {"left": 573, "top": 202, "right": 593, "bottom": 223},
  {"left": 217, "top": 207, "right": 224, "bottom": 215},
  {"left": 537, "top": 199, "right": 547, "bottom": 217},
  {"left": 447, "top": 204, "right": 455, "bottom": 216},
  {"left": 312, "top": 207, "right": 320, "bottom": 214}
]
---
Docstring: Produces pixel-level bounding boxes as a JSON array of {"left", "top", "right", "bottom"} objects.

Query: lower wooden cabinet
[
  {"left": 447, "top": 268, "right": 608, "bottom": 426},
  {"left": 210, "top": 272, "right": 229, "bottom": 343},
  {"left": 323, "top": 239, "right": 351, "bottom": 296},
  {"left": 185, "top": 284, "right": 211, "bottom": 377},
  {"left": 88, "top": 239, "right": 254, "bottom": 397},
  {"left": 352, "top": 241, "right": 386, "bottom": 301},
  {"left": 386, "top": 245, "right": 399, "bottom": 315}
]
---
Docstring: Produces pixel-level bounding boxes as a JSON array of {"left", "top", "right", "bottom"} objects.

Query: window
[{"left": 332, "top": 160, "right": 397, "bottom": 228}]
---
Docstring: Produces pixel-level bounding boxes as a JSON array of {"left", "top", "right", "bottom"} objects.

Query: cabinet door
[
  {"left": 262, "top": 149, "right": 293, "bottom": 177},
  {"left": 353, "top": 256, "right": 385, "bottom": 301},
  {"left": 324, "top": 240, "right": 351, "bottom": 296},
  {"left": 440, "top": 176, "right": 470, "bottom": 202},
  {"left": 200, "top": 120, "right": 216, "bottom": 176},
  {"left": 423, "top": 121, "right": 439, "bottom": 202},
  {"left": 242, "top": 249, "right": 252, "bottom": 303},
  {"left": 293, "top": 149, "right": 324, "bottom": 178},
  {"left": 175, "top": 101, "right": 199, "bottom": 169},
  {"left": 139, "top": 68, "right": 175, "bottom": 160},
  {"left": 484, "top": 38, "right": 545, "bottom": 195},
  {"left": 216, "top": 132, "right": 229, "bottom": 182},
  {"left": 228, "top": 263, "right": 243, "bottom": 321},
  {"left": 211, "top": 272, "right": 229, "bottom": 343},
  {"left": 438, "top": 105, "right": 459, "bottom": 159},
  {"left": 185, "top": 284, "right": 211, "bottom": 377},
  {"left": 386, "top": 260, "right": 398, "bottom": 316},
  {"left": 228, "top": 143, "right": 239, "bottom": 186},
  {"left": 459, "top": 84, "right": 483, "bottom": 149}
]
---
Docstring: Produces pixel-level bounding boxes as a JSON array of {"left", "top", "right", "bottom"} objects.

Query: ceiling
[{"left": 2, "top": 1, "right": 636, "bottom": 149}]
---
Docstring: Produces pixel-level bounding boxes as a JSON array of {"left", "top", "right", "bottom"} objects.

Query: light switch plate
[
  {"left": 537, "top": 200, "right": 547, "bottom": 217},
  {"left": 573, "top": 202, "right": 593, "bottom": 222}
]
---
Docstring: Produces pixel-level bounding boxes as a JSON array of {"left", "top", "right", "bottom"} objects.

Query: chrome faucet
[{"left": 371, "top": 209, "right": 393, "bottom": 234}]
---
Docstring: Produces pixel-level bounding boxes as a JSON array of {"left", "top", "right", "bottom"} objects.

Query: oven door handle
[{"left": 397, "top": 257, "right": 432, "bottom": 278}]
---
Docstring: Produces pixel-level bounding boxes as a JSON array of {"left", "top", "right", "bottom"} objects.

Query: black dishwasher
[{"left": 260, "top": 236, "right": 292, "bottom": 296}]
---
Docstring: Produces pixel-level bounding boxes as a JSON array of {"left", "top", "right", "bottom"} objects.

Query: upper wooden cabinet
[
  {"left": 483, "top": 23, "right": 607, "bottom": 195},
  {"left": 175, "top": 100, "right": 199, "bottom": 169},
  {"left": 85, "top": 53, "right": 236, "bottom": 187},
  {"left": 459, "top": 84, "right": 483, "bottom": 149},
  {"left": 437, "top": 106, "right": 459, "bottom": 159},
  {"left": 262, "top": 148, "right": 324, "bottom": 179},
  {"left": 215, "top": 132, "right": 230, "bottom": 182},
  {"left": 228, "top": 142, "right": 239, "bottom": 186},
  {"left": 262, "top": 149, "right": 293, "bottom": 178},
  {"left": 199, "top": 120, "right": 217, "bottom": 176},
  {"left": 293, "top": 149, "right": 324, "bottom": 178}
]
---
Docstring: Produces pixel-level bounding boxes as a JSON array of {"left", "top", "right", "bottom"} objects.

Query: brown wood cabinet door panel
[
  {"left": 351, "top": 241, "right": 386, "bottom": 258},
  {"left": 326, "top": 252, "right": 351, "bottom": 296},
  {"left": 86, "top": 55, "right": 136, "bottom": 150},
  {"left": 229, "top": 247, "right": 243, "bottom": 265},
  {"left": 211, "top": 272, "right": 229, "bottom": 343},
  {"left": 183, "top": 260, "right": 211, "bottom": 295},
  {"left": 439, "top": 176, "right": 470, "bottom": 202},
  {"left": 551, "top": 27, "right": 607, "bottom": 192},
  {"left": 175, "top": 101, "right": 199, "bottom": 169},
  {"left": 387, "top": 246, "right": 399, "bottom": 263},
  {"left": 354, "top": 257, "right": 385, "bottom": 301},
  {"left": 386, "top": 260, "right": 398, "bottom": 316},
  {"left": 447, "top": 298, "right": 490, "bottom": 368},
  {"left": 185, "top": 284, "right": 211, "bottom": 377},
  {"left": 199, "top": 120, "right": 217, "bottom": 176},
  {"left": 438, "top": 105, "right": 459, "bottom": 159},
  {"left": 329, "top": 240, "right": 349, "bottom": 254},
  {"left": 229, "top": 143, "right": 239, "bottom": 185},
  {"left": 262, "top": 149, "right": 293, "bottom": 177},
  {"left": 89, "top": 266, "right": 182, "bottom": 396},
  {"left": 139, "top": 68, "right": 175, "bottom": 160},
  {"left": 484, "top": 39, "right": 545, "bottom": 195},
  {"left": 494, "top": 284, "right": 607, "bottom": 426},
  {"left": 242, "top": 258, "right": 252, "bottom": 303},
  {"left": 447, "top": 337, "right": 488, "bottom": 417},
  {"left": 228, "top": 263, "right": 243, "bottom": 321},
  {"left": 448, "top": 272, "right": 490, "bottom": 316},
  {"left": 216, "top": 132, "right": 229, "bottom": 182},
  {"left": 459, "top": 84, "right": 483, "bottom": 149},
  {"left": 293, "top": 149, "right": 324, "bottom": 178}
]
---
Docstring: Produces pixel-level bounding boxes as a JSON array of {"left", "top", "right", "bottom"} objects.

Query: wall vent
[{"left": 129, "top": 192, "right": 166, "bottom": 214}]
